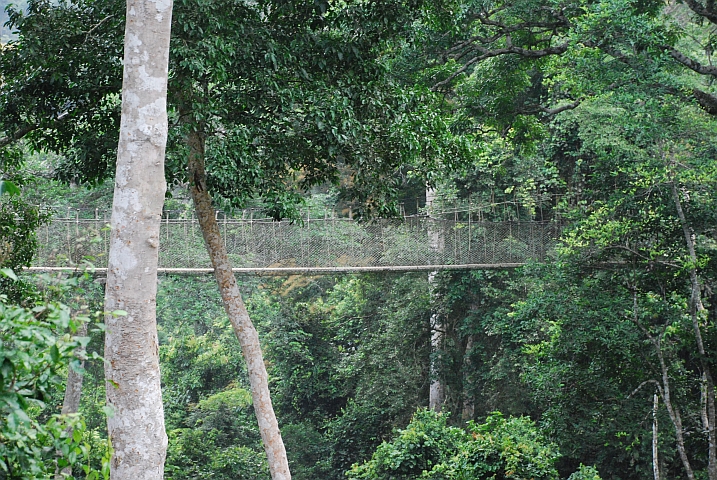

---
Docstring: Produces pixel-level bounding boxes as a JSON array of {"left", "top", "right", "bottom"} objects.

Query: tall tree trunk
[
  {"left": 461, "top": 334, "right": 475, "bottom": 421},
  {"left": 426, "top": 187, "right": 444, "bottom": 411},
  {"left": 653, "top": 393, "right": 660, "bottom": 480},
  {"left": 186, "top": 129, "right": 291, "bottom": 480},
  {"left": 104, "top": 0, "right": 172, "bottom": 477},
  {"left": 60, "top": 322, "right": 88, "bottom": 418},
  {"left": 657, "top": 343, "right": 695, "bottom": 480},
  {"left": 56, "top": 321, "right": 88, "bottom": 479},
  {"left": 671, "top": 179, "right": 717, "bottom": 480},
  {"left": 428, "top": 306, "right": 444, "bottom": 412}
]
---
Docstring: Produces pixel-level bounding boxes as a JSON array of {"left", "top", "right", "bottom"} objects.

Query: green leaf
[
  {"left": 0, "top": 268, "right": 18, "bottom": 281},
  {"left": 11, "top": 408, "right": 31, "bottom": 426},
  {"left": 49, "top": 345, "right": 60, "bottom": 363},
  {"left": 0, "top": 180, "right": 20, "bottom": 196}
]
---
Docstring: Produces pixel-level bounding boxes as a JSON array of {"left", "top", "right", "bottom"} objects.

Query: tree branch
[
  {"left": 432, "top": 42, "right": 569, "bottom": 91},
  {"left": 517, "top": 100, "right": 580, "bottom": 115},
  {"left": 471, "top": 10, "right": 566, "bottom": 31},
  {"left": 0, "top": 124, "right": 37, "bottom": 149},
  {"left": 667, "top": 47, "right": 717, "bottom": 77},
  {"left": 82, "top": 14, "right": 115, "bottom": 45},
  {"left": 693, "top": 88, "right": 717, "bottom": 115},
  {"left": 584, "top": 42, "right": 717, "bottom": 117},
  {"left": 628, "top": 379, "right": 661, "bottom": 399},
  {"left": 682, "top": 0, "right": 717, "bottom": 24}
]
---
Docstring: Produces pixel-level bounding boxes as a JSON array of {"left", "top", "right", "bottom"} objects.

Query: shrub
[
  {"left": 347, "top": 409, "right": 467, "bottom": 479},
  {"left": 426, "top": 412, "right": 560, "bottom": 480},
  {"left": 347, "top": 409, "right": 561, "bottom": 480},
  {"left": 567, "top": 464, "right": 602, "bottom": 480}
]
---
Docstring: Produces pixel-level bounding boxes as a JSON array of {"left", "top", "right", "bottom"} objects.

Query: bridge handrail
[{"left": 33, "top": 211, "right": 562, "bottom": 271}]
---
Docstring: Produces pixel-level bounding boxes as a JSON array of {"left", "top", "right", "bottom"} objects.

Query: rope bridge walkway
[{"left": 30, "top": 209, "right": 562, "bottom": 275}]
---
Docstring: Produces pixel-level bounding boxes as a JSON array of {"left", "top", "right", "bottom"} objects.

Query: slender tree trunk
[
  {"left": 56, "top": 321, "right": 88, "bottom": 479},
  {"left": 703, "top": 372, "right": 711, "bottom": 440},
  {"left": 426, "top": 187, "right": 444, "bottom": 411},
  {"left": 428, "top": 306, "right": 444, "bottom": 412},
  {"left": 671, "top": 179, "right": 717, "bottom": 480},
  {"left": 461, "top": 334, "right": 475, "bottom": 421},
  {"left": 653, "top": 393, "right": 660, "bottom": 480},
  {"left": 186, "top": 129, "right": 291, "bottom": 480},
  {"left": 60, "top": 323, "right": 88, "bottom": 418},
  {"left": 656, "top": 341, "right": 695, "bottom": 480},
  {"left": 104, "top": 1, "right": 172, "bottom": 477}
]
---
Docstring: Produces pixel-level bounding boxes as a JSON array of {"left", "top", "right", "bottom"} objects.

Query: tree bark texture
[
  {"left": 104, "top": 0, "right": 172, "bottom": 478},
  {"left": 426, "top": 187, "right": 445, "bottom": 412},
  {"left": 186, "top": 129, "right": 291, "bottom": 480}
]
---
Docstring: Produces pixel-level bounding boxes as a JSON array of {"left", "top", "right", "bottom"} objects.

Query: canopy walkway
[{"left": 29, "top": 209, "right": 562, "bottom": 275}]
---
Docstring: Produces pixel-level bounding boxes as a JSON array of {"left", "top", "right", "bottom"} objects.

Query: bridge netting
[{"left": 32, "top": 209, "right": 561, "bottom": 272}]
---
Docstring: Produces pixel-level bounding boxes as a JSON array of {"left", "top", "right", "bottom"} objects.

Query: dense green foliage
[
  {"left": 2, "top": 0, "right": 717, "bottom": 477},
  {"left": 0, "top": 162, "right": 50, "bottom": 303},
  {"left": 0, "top": 194, "right": 49, "bottom": 303},
  {"left": 347, "top": 409, "right": 565, "bottom": 479},
  {"left": 0, "top": 271, "right": 106, "bottom": 479},
  {"left": 1, "top": 0, "right": 464, "bottom": 218},
  {"left": 155, "top": 276, "right": 269, "bottom": 480}
]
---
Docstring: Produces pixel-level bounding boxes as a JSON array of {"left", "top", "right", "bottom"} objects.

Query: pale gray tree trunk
[
  {"left": 428, "top": 306, "right": 444, "bottom": 412},
  {"left": 426, "top": 188, "right": 444, "bottom": 411},
  {"left": 104, "top": 0, "right": 172, "bottom": 478},
  {"left": 186, "top": 129, "right": 291, "bottom": 480},
  {"left": 461, "top": 334, "right": 475, "bottom": 421},
  {"left": 56, "top": 321, "right": 88, "bottom": 479},
  {"left": 61, "top": 321, "right": 88, "bottom": 417},
  {"left": 653, "top": 393, "right": 660, "bottom": 480}
]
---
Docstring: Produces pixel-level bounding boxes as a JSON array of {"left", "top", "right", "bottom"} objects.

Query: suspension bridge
[{"left": 28, "top": 208, "right": 562, "bottom": 275}]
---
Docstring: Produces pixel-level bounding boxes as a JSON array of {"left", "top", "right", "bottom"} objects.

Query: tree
[
  {"left": 185, "top": 132, "right": 291, "bottom": 478},
  {"left": 1, "top": 1, "right": 463, "bottom": 477},
  {"left": 171, "top": 8, "right": 460, "bottom": 473},
  {"left": 102, "top": 0, "right": 173, "bottom": 478},
  {"left": 410, "top": 0, "right": 716, "bottom": 118},
  {"left": 490, "top": 89, "right": 717, "bottom": 478},
  {"left": 391, "top": 1, "right": 717, "bottom": 475}
]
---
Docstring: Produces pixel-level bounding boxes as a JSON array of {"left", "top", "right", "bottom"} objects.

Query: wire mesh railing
[{"left": 32, "top": 209, "right": 562, "bottom": 272}]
